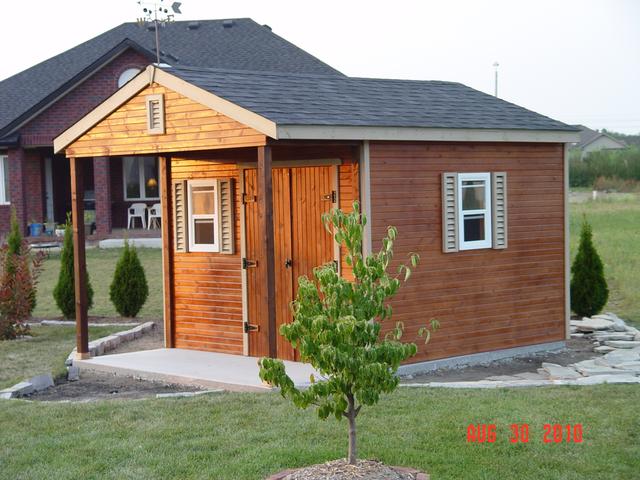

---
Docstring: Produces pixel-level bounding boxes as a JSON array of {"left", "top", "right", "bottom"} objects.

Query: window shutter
[
  {"left": 146, "top": 94, "right": 165, "bottom": 134},
  {"left": 173, "top": 180, "right": 188, "bottom": 252},
  {"left": 217, "top": 178, "right": 235, "bottom": 254},
  {"left": 491, "top": 172, "right": 508, "bottom": 249},
  {"left": 441, "top": 172, "right": 458, "bottom": 253}
]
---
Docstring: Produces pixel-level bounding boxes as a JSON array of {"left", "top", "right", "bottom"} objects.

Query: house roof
[
  {"left": 165, "top": 65, "right": 578, "bottom": 132},
  {"left": 0, "top": 18, "right": 341, "bottom": 139},
  {"left": 573, "top": 124, "right": 626, "bottom": 149}
]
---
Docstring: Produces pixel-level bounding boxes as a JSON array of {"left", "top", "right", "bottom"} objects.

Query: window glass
[
  {"left": 2, "top": 156, "right": 9, "bottom": 203},
  {"left": 143, "top": 157, "right": 159, "bottom": 198},
  {"left": 124, "top": 157, "right": 141, "bottom": 199},
  {"left": 463, "top": 214, "right": 485, "bottom": 241},
  {"left": 191, "top": 186, "right": 215, "bottom": 215},
  {"left": 461, "top": 181, "right": 485, "bottom": 210},
  {"left": 194, "top": 218, "right": 215, "bottom": 244}
]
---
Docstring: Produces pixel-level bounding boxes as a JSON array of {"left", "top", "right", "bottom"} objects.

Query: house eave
[{"left": 276, "top": 125, "right": 581, "bottom": 143}]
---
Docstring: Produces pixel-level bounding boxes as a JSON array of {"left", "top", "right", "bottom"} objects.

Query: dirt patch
[
  {"left": 274, "top": 460, "right": 424, "bottom": 480},
  {"left": 403, "top": 338, "right": 596, "bottom": 383}
]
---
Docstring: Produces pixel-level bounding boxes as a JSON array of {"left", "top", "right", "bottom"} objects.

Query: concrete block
[
  {"left": 29, "top": 373, "right": 54, "bottom": 391},
  {"left": 1, "top": 381, "right": 34, "bottom": 398},
  {"left": 67, "top": 366, "right": 80, "bottom": 381}
]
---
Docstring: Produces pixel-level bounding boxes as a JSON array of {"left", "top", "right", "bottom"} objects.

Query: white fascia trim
[{"left": 277, "top": 125, "right": 581, "bottom": 143}]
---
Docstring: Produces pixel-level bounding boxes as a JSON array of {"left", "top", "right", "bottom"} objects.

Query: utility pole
[
  {"left": 137, "top": 1, "right": 183, "bottom": 65},
  {"left": 493, "top": 61, "right": 499, "bottom": 97}
]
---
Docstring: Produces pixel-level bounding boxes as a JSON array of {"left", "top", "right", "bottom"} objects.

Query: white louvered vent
[
  {"left": 146, "top": 94, "right": 165, "bottom": 134},
  {"left": 441, "top": 172, "right": 459, "bottom": 253},
  {"left": 173, "top": 180, "right": 188, "bottom": 252},
  {"left": 217, "top": 178, "right": 235, "bottom": 254},
  {"left": 492, "top": 172, "right": 508, "bottom": 249}
]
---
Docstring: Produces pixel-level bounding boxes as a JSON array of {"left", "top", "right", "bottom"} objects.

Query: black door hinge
[
  {"left": 322, "top": 190, "right": 337, "bottom": 203},
  {"left": 244, "top": 322, "right": 259, "bottom": 333},
  {"left": 242, "top": 258, "right": 257, "bottom": 269}
]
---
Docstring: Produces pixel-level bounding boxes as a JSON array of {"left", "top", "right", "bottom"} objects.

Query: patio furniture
[
  {"left": 147, "top": 203, "right": 162, "bottom": 229},
  {"left": 127, "top": 203, "right": 147, "bottom": 229}
]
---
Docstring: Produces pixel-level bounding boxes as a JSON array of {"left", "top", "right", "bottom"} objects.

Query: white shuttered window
[{"left": 188, "top": 180, "right": 219, "bottom": 252}]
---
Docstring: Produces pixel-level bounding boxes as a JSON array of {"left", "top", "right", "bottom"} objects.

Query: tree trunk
[{"left": 347, "top": 393, "right": 357, "bottom": 465}]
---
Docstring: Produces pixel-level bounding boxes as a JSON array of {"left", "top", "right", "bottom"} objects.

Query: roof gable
[{"left": 0, "top": 18, "right": 342, "bottom": 138}]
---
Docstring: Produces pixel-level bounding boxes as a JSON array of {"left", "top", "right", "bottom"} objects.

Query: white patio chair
[
  {"left": 127, "top": 203, "right": 147, "bottom": 229},
  {"left": 147, "top": 203, "right": 162, "bottom": 229}
]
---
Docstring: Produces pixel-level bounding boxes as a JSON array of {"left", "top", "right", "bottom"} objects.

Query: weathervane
[{"left": 137, "top": 1, "right": 183, "bottom": 65}]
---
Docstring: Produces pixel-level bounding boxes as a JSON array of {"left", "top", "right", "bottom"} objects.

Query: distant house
[
  {"left": 0, "top": 19, "right": 341, "bottom": 237},
  {"left": 573, "top": 125, "right": 627, "bottom": 159}
]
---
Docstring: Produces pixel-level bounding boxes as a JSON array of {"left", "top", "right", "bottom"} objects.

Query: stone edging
[
  {"left": 66, "top": 321, "right": 156, "bottom": 366},
  {"left": 30, "top": 320, "right": 142, "bottom": 327},
  {"left": 266, "top": 466, "right": 429, "bottom": 480},
  {"left": 0, "top": 373, "right": 54, "bottom": 399}
]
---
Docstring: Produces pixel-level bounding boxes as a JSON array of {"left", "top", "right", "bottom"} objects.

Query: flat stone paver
[{"left": 74, "top": 348, "right": 318, "bottom": 392}]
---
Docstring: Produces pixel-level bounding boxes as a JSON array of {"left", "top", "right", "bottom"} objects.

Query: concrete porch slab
[
  {"left": 98, "top": 238, "right": 162, "bottom": 249},
  {"left": 74, "top": 348, "right": 318, "bottom": 392}
]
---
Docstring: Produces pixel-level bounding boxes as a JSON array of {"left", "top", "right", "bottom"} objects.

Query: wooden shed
[{"left": 54, "top": 65, "right": 579, "bottom": 366}]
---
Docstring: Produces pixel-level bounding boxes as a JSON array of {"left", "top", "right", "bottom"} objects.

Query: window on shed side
[
  {"left": 457, "top": 172, "right": 492, "bottom": 250},
  {"left": 188, "top": 180, "right": 219, "bottom": 252},
  {"left": 0, "top": 155, "right": 9, "bottom": 204}
]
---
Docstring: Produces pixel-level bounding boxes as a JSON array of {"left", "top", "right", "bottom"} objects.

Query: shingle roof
[
  {"left": 574, "top": 125, "right": 626, "bottom": 148},
  {"left": 0, "top": 18, "right": 341, "bottom": 137},
  {"left": 167, "top": 66, "right": 578, "bottom": 132}
]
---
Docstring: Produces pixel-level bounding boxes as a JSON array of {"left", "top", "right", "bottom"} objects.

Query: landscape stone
[
  {"left": 67, "top": 366, "right": 80, "bottom": 381},
  {"left": 485, "top": 375, "right": 522, "bottom": 381},
  {"left": 513, "top": 372, "right": 548, "bottom": 381},
  {"left": 593, "top": 333, "right": 635, "bottom": 341},
  {"left": 612, "top": 361, "right": 640, "bottom": 372},
  {"left": 604, "top": 349, "right": 640, "bottom": 364},
  {"left": 573, "top": 318, "right": 614, "bottom": 332},
  {"left": 542, "top": 362, "right": 581, "bottom": 379},
  {"left": 594, "top": 346, "right": 615, "bottom": 354},
  {"left": 604, "top": 340, "right": 640, "bottom": 349},
  {"left": 575, "top": 365, "right": 632, "bottom": 376},
  {"left": 573, "top": 374, "right": 640, "bottom": 385}
]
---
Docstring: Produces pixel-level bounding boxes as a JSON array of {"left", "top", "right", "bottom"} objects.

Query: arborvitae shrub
[
  {"left": 109, "top": 241, "right": 148, "bottom": 318},
  {"left": 53, "top": 219, "right": 93, "bottom": 318},
  {"left": 570, "top": 217, "right": 609, "bottom": 317}
]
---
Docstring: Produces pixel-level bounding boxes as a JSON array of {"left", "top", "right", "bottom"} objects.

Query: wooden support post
[
  {"left": 257, "top": 146, "right": 277, "bottom": 358},
  {"left": 159, "top": 156, "right": 174, "bottom": 348},
  {"left": 70, "top": 157, "right": 89, "bottom": 359}
]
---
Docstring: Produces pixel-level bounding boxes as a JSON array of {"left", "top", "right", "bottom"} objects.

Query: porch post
[
  {"left": 93, "top": 156, "right": 112, "bottom": 236},
  {"left": 70, "top": 157, "right": 89, "bottom": 359},
  {"left": 257, "top": 145, "right": 277, "bottom": 358},
  {"left": 159, "top": 156, "right": 174, "bottom": 348}
]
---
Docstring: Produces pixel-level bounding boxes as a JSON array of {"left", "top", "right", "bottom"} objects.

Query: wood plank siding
[
  {"left": 368, "top": 142, "right": 566, "bottom": 363},
  {"left": 170, "top": 159, "right": 244, "bottom": 353},
  {"left": 65, "top": 84, "right": 267, "bottom": 158}
]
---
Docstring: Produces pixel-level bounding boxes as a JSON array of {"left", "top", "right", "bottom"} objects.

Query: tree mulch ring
[{"left": 268, "top": 459, "right": 429, "bottom": 480}]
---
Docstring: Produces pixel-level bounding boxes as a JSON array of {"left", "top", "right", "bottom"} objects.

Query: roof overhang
[
  {"left": 54, "top": 65, "right": 278, "bottom": 154},
  {"left": 276, "top": 125, "right": 581, "bottom": 143}
]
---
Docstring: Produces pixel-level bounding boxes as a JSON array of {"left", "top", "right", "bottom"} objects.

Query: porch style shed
[{"left": 54, "top": 65, "right": 579, "bottom": 366}]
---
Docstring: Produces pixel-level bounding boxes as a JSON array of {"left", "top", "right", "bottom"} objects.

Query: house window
[
  {"left": 0, "top": 155, "right": 9, "bottom": 205},
  {"left": 457, "top": 172, "right": 492, "bottom": 250},
  {"left": 187, "top": 180, "right": 219, "bottom": 252},
  {"left": 123, "top": 157, "right": 160, "bottom": 200}
]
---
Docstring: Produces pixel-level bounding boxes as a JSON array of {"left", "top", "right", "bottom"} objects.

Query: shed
[{"left": 54, "top": 65, "right": 579, "bottom": 366}]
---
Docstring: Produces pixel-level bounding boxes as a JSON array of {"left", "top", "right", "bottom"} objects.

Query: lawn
[
  {"left": 33, "top": 247, "right": 163, "bottom": 319},
  {"left": 1, "top": 386, "right": 638, "bottom": 479},
  {"left": 570, "top": 195, "right": 640, "bottom": 324},
  {"left": 0, "top": 325, "right": 128, "bottom": 389}
]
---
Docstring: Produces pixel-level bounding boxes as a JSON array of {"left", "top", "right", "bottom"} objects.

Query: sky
[{"left": 2, "top": 0, "right": 639, "bottom": 133}]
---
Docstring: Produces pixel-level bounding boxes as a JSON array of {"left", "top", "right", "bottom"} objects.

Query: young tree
[
  {"left": 259, "top": 202, "right": 438, "bottom": 465},
  {"left": 109, "top": 240, "right": 149, "bottom": 318},
  {"left": 571, "top": 216, "right": 608, "bottom": 317},
  {"left": 53, "top": 217, "right": 93, "bottom": 319},
  {"left": 0, "top": 209, "right": 44, "bottom": 339}
]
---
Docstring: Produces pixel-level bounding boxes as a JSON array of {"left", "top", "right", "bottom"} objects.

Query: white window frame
[
  {"left": 187, "top": 179, "right": 219, "bottom": 253},
  {"left": 122, "top": 156, "right": 160, "bottom": 201},
  {"left": 0, "top": 155, "right": 9, "bottom": 205},
  {"left": 457, "top": 172, "right": 492, "bottom": 250}
]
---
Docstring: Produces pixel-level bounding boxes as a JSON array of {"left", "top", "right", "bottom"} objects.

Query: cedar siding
[
  {"left": 369, "top": 141, "right": 565, "bottom": 362},
  {"left": 65, "top": 84, "right": 267, "bottom": 158}
]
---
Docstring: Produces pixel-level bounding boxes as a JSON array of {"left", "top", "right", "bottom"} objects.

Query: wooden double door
[{"left": 244, "top": 166, "right": 336, "bottom": 360}]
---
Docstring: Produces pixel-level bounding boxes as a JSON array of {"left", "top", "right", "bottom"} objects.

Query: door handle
[{"left": 284, "top": 258, "right": 292, "bottom": 268}]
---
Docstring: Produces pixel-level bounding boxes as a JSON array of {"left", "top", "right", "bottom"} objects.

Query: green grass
[
  {"left": 0, "top": 325, "right": 127, "bottom": 389},
  {"left": 33, "top": 247, "right": 163, "bottom": 319},
  {"left": 0, "top": 387, "right": 638, "bottom": 479},
  {"left": 570, "top": 195, "right": 640, "bottom": 324}
]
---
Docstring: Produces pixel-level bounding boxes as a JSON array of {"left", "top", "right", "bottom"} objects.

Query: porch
[{"left": 74, "top": 348, "right": 318, "bottom": 392}]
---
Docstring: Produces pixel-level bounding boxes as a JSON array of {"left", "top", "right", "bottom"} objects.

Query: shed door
[{"left": 244, "top": 166, "right": 336, "bottom": 360}]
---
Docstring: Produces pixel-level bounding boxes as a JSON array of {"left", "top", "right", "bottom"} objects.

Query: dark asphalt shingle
[
  {"left": 167, "top": 66, "right": 577, "bottom": 132},
  {"left": 0, "top": 18, "right": 342, "bottom": 136}
]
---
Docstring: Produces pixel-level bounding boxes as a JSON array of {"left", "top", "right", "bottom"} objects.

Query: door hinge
[
  {"left": 242, "top": 193, "right": 256, "bottom": 204},
  {"left": 242, "top": 258, "right": 257, "bottom": 269},
  {"left": 244, "top": 322, "right": 259, "bottom": 333},
  {"left": 322, "top": 190, "right": 337, "bottom": 203}
]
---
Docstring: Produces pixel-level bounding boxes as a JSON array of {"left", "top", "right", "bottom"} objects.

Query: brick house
[{"left": 0, "top": 19, "right": 341, "bottom": 237}]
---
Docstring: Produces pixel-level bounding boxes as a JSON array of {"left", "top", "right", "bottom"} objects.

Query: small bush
[
  {"left": 109, "top": 241, "right": 148, "bottom": 318},
  {"left": 0, "top": 210, "right": 44, "bottom": 339},
  {"left": 53, "top": 219, "right": 93, "bottom": 319},
  {"left": 570, "top": 217, "right": 608, "bottom": 317}
]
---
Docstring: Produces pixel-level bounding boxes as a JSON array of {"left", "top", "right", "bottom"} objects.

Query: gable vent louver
[{"left": 146, "top": 94, "right": 165, "bottom": 135}]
